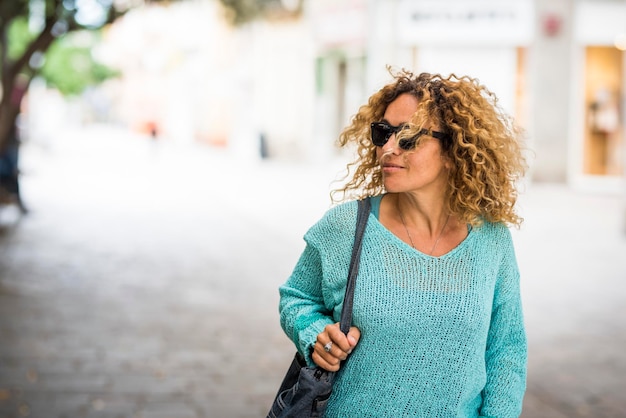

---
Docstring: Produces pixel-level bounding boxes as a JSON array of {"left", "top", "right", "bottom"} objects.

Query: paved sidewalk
[
  {"left": 512, "top": 185, "right": 626, "bottom": 418},
  {"left": 1, "top": 126, "right": 625, "bottom": 417}
]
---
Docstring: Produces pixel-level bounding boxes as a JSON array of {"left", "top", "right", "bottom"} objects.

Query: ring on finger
[{"left": 323, "top": 341, "right": 333, "bottom": 352}]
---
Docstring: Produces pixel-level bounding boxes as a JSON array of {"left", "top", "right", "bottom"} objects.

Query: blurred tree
[
  {"left": 0, "top": 0, "right": 134, "bottom": 153},
  {"left": 0, "top": 0, "right": 302, "bottom": 153},
  {"left": 9, "top": 17, "right": 119, "bottom": 97}
]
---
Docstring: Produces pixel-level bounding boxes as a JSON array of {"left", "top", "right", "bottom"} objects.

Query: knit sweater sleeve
[
  {"left": 479, "top": 227, "right": 527, "bottom": 418},
  {"left": 278, "top": 203, "right": 355, "bottom": 367},
  {"left": 278, "top": 242, "right": 334, "bottom": 366}
]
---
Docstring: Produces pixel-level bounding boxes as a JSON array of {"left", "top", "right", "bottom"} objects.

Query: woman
[{"left": 278, "top": 70, "right": 527, "bottom": 417}]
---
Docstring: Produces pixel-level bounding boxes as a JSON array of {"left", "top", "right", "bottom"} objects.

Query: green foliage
[
  {"left": 5, "top": 17, "right": 119, "bottom": 96},
  {"left": 219, "top": 0, "right": 262, "bottom": 24},
  {"left": 6, "top": 17, "right": 34, "bottom": 61},
  {"left": 39, "top": 31, "right": 120, "bottom": 96}
]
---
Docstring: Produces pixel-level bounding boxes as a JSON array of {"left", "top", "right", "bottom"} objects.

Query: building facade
[
  {"left": 569, "top": 0, "right": 625, "bottom": 193},
  {"left": 93, "top": 0, "right": 625, "bottom": 196},
  {"left": 306, "top": 0, "right": 626, "bottom": 194}
]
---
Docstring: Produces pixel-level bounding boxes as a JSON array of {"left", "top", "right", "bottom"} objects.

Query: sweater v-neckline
[{"left": 367, "top": 196, "right": 475, "bottom": 259}]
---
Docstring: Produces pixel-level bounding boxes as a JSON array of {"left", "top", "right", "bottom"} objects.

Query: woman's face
[{"left": 375, "top": 93, "right": 451, "bottom": 195}]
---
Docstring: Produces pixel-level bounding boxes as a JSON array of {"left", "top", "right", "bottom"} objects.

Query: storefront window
[{"left": 584, "top": 46, "right": 624, "bottom": 176}]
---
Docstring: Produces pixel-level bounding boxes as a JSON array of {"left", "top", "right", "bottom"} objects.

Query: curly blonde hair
[{"left": 332, "top": 69, "right": 527, "bottom": 227}]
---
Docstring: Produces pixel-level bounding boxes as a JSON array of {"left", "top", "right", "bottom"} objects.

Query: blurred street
[{"left": 1, "top": 126, "right": 625, "bottom": 418}]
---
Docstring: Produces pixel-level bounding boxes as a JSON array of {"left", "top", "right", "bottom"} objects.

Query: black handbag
[{"left": 267, "top": 198, "right": 370, "bottom": 418}]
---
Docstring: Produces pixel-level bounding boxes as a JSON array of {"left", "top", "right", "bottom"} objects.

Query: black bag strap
[{"left": 339, "top": 198, "right": 370, "bottom": 335}]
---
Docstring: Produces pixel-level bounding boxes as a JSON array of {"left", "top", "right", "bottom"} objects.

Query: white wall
[{"left": 416, "top": 46, "right": 518, "bottom": 116}]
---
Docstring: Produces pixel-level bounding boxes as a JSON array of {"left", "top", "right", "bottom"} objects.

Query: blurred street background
[
  {"left": 1, "top": 0, "right": 626, "bottom": 417},
  {"left": 0, "top": 125, "right": 625, "bottom": 418}
]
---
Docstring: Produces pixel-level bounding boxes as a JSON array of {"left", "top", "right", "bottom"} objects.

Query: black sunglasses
[{"left": 370, "top": 121, "right": 450, "bottom": 150}]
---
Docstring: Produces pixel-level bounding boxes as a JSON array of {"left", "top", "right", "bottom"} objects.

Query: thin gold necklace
[{"left": 397, "top": 202, "right": 451, "bottom": 255}]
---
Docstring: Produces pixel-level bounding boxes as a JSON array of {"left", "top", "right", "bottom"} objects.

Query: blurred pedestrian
[
  {"left": 0, "top": 123, "right": 28, "bottom": 214},
  {"left": 278, "top": 69, "right": 528, "bottom": 417}
]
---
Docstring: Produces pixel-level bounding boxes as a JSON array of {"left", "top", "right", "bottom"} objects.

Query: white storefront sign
[{"left": 396, "top": 0, "right": 534, "bottom": 46}]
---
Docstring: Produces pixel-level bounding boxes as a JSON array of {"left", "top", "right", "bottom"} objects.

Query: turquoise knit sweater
[{"left": 279, "top": 196, "right": 527, "bottom": 417}]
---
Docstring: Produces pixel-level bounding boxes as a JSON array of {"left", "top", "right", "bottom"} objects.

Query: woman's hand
[{"left": 312, "top": 323, "right": 361, "bottom": 372}]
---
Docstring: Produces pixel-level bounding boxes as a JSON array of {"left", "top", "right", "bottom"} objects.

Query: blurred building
[
  {"left": 99, "top": 1, "right": 238, "bottom": 146},
  {"left": 306, "top": 0, "right": 625, "bottom": 195},
  {"left": 91, "top": 0, "right": 625, "bottom": 194},
  {"left": 568, "top": 0, "right": 625, "bottom": 194}
]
